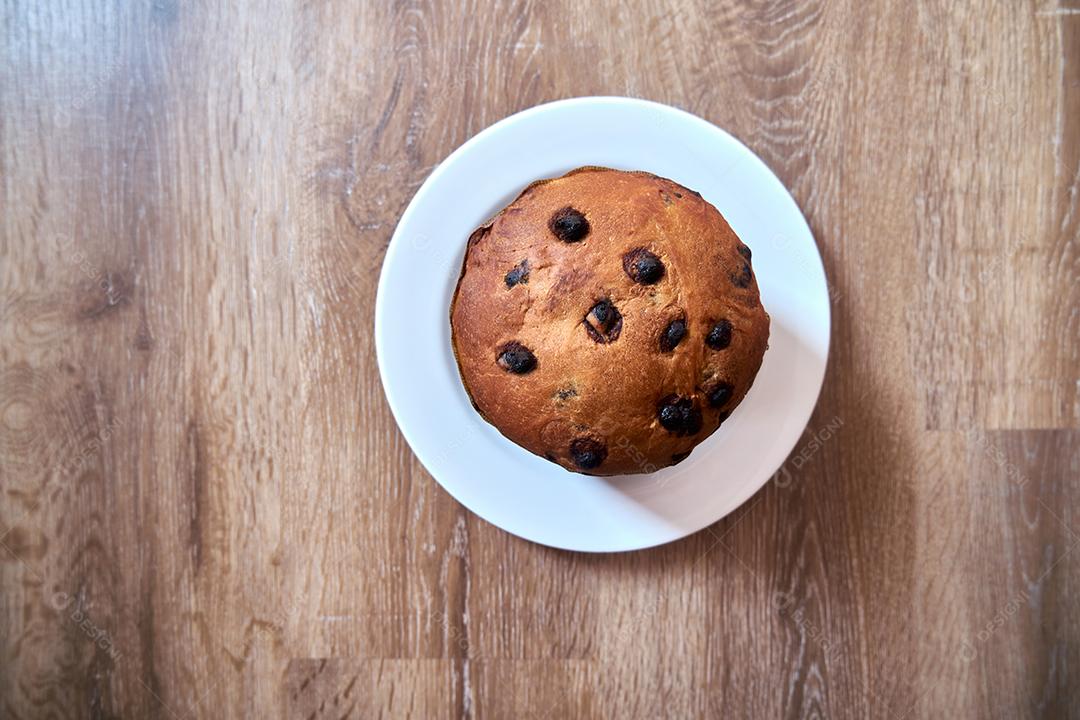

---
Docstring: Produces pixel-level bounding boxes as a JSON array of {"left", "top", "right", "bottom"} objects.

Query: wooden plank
[{"left": 1, "top": 1, "right": 1077, "bottom": 718}]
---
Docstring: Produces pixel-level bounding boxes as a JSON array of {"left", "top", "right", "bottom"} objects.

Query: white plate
[{"left": 375, "top": 97, "right": 830, "bottom": 552}]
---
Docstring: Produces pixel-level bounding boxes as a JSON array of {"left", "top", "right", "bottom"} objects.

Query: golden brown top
[{"left": 451, "top": 167, "right": 770, "bottom": 475}]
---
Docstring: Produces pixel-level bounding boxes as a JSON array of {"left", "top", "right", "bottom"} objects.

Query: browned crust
[{"left": 450, "top": 167, "right": 770, "bottom": 476}]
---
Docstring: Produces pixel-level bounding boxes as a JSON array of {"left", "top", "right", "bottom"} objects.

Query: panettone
[{"left": 450, "top": 167, "right": 770, "bottom": 476}]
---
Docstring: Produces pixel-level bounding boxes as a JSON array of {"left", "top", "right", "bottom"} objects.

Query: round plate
[{"left": 375, "top": 97, "right": 830, "bottom": 552}]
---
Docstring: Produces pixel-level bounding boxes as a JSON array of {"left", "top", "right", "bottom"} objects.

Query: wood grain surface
[{"left": 2, "top": 1, "right": 1079, "bottom": 718}]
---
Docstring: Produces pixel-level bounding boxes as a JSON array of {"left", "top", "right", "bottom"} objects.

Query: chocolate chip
[
  {"left": 707, "top": 381, "right": 734, "bottom": 408},
  {"left": 496, "top": 342, "right": 537, "bottom": 374},
  {"left": 548, "top": 207, "right": 590, "bottom": 243},
  {"left": 569, "top": 437, "right": 607, "bottom": 469},
  {"left": 622, "top": 248, "right": 665, "bottom": 284},
  {"left": 657, "top": 395, "right": 703, "bottom": 436},
  {"left": 584, "top": 299, "right": 622, "bottom": 343},
  {"left": 592, "top": 300, "right": 613, "bottom": 323},
  {"left": 731, "top": 261, "right": 753, "bottom": 288},
  {"left": 504, "top": 260, "right": 529, "bottom": 288},
  {"left": 673, "top": 192, "right": 683, "bottom": 199},
  {"left": 706, "top": 320, "right": 733, "bottom": 350},
  {"left": 671, "top": 451, "right": 691, "bottom": 464},
  {"left": 660, "top": 318, "right": 687, "bottom": 352},
  {"left": 554, "top": 386, "right": 577, "bottom": 401},
  {"left": 738, "top": 244, "right": 752, "bottom": 261}
]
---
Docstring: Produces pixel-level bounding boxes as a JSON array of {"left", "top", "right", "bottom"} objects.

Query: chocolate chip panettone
[{"left": 450, "top": 167, "right": 770, "bottom": 476}]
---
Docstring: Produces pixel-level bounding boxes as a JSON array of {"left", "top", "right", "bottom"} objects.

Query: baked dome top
[{"left": 450, "top": 167, "right": 770, "bottom": 476}]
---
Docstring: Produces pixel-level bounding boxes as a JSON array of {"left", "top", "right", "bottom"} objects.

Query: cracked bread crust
[{"left": 450, "top": 167, "right": 770, "bottom": 476}]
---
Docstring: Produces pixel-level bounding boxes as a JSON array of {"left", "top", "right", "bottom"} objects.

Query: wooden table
[{"left": 2, "top": 2, "right": 1079, "bottom": 717}]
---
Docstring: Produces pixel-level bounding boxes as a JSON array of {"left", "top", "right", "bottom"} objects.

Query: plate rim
[{"left": 375, "top": 95, "right": 831, "bottom": 553}]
